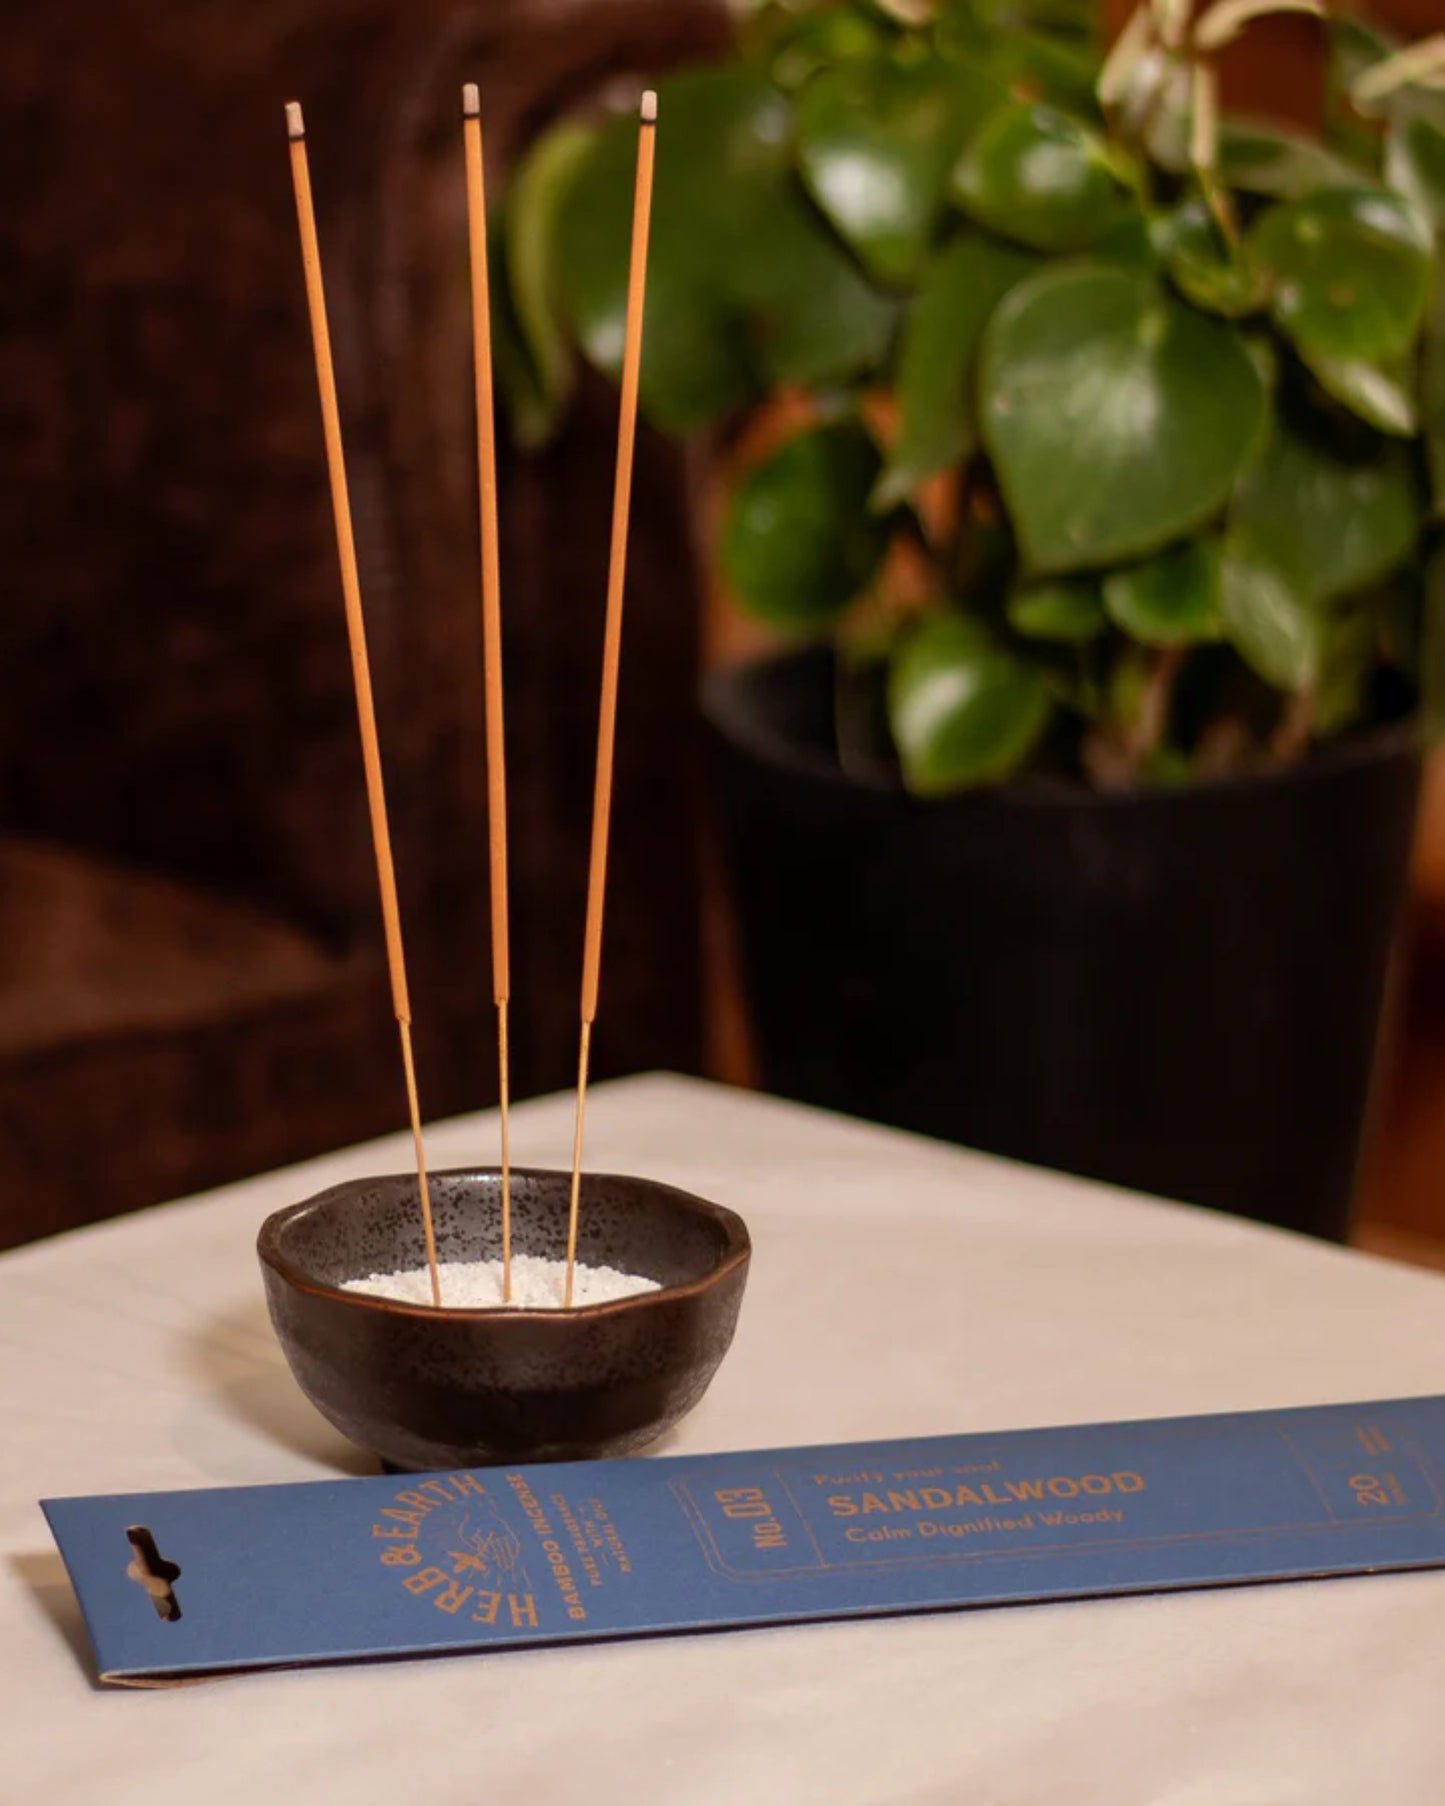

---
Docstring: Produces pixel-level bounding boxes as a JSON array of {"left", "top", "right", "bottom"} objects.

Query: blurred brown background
[{"left": 0, "top": 0, "right": 1441, "bottom": 1255}]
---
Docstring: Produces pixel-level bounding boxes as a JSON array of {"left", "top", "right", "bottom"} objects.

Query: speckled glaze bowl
[{"left": 258, "top": 1167, "right": 750, "bottom": 1471}]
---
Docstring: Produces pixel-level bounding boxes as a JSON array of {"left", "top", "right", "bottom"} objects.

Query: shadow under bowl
[{"left": 258, "top": 1167, "right": 750, "bottom": 1471}]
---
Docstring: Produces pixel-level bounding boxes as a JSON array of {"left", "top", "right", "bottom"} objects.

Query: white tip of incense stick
[
  {"left": 640, "top": 89, "right": 658, "bottom": 124},
  {"left": 285, "top": 100, "right": 305, "bottom": 140},
  {"left": 462, "top": 82, "right": 480, "bottom": 117}
]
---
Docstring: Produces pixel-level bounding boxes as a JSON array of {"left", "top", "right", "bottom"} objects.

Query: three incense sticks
[{"left": 286, "top": 87, "right": 657, "bottom": 1309}]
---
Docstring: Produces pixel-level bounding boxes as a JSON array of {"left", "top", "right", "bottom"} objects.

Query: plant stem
[
  {"left": 1271, "top": 687, "right": 1317, "bottom": 764},
  {"left": 1130, "top": 644, "right": 1187, "bottom": 774},
  {"left": 895, "top": 497, "right": 947, "bottom": 586},
  {"left": 1194, "top": 715, "right": 1251, "bottom": 779},
  {"left": 1191, "top": 61, "right": 1242, "bottom": 251}
]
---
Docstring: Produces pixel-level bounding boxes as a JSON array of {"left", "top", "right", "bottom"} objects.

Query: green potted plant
[{"left": 495, "top": 0, "right": 1445, "bottom": 1238}]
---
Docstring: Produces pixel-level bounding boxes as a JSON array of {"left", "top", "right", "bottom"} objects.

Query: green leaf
[
  {"left": 1303, "top": 351, "right": 1417, "bottom": 436},
  {"left": 1007, "top": 577, "right": 1107, "bottom": 642},
  {"left": 932, "top": 2, "right": 997, "bottom": 62},
  {"left": 557, "top": 70, "right": 894, "bottom": 433},
  {"left": 1241, "top": 330, "right": 1280, "bottom": 398},
  {"left": 487, "top": 207, "right": 554, "bottom": 451},
  {"left": 1326, "top": 16, "right": 1396, "bottom": 169},
  {"left": 987, "top": 32, "right": 1103, "bottom": 115},
  {"left": 951, "top": 102, "right": 1136, "bottom": 253},
  {"left": 1316, "top": 606, "right": 1377, "bottom": 736},
  {"left": 1388, "top": 114, "right": 1445, "bottom": 232},
  {"left": 1103, "top": 537, "right": 1224, "bottom": 647},
  {"left": 938, "top": 0, "right": 1098, "bottom": 45},
  {"left": 1219, "top": 540, "right": 1323, "bottom": 691},
  {"left": 502, "top": 121, "right": 599, "bottom": 445},
  {"left": 558, "top": 77, "right": 768, "bottom": 430},
  {"left": 1329, "top": 15, "right": 1396, "bottom": 83},
  {"left": 888, "top": 612, "right": 1053, "bottom": 790},
  {"left": 1156, "top": 199, "right": 1268, "bottom": 319},
  {"left": 1421, "top": 544, "right": 1445, "bottom": 738},
  {"left": 936, "top": 3, "right": 1101, "bottom": 112},
  {"left": 1425, "top": 272, "right": 1445, "bottom": 521},
  {"left": 1230, "top": 418, "right": 1420, "bottom": 607},
  {"left": 1217, "top": 121, "right": 1368, "bottom": 199},
  {"left": 1144, "top": 743, "right": 1194, "bottom": 786},
  {"left": 1092, "top": 211, "right": 1161, "bottom": 271},
  {"left": 722, "top": 422, "right": 890, "bottom": 629},
  {"left": 979, "top": 265, "right": 1266, "bottom": 574},
  {"left": 756, "top": 3, "right": 893, "bottom": 91},
  {"left": 736, "top": 204, "right": 899, "bottom": 392},
  {"left": 1103, "top": 643, "right": 1151, "bottom": 737},
  {"left": 1250, "top": 186, "right": 1432, "bottom": 365},
  {"left": 1140, "top": 65, "right": 1194, "bottom": 174},
  {"left": 796, "top": 53, "right": 1004, "bottom": 286},
  {"left": 877, "top": 230, "right": 1036, "bottom": 506}
]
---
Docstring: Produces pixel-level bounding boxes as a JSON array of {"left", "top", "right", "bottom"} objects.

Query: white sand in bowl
[{"left": 342, "top": 1254, "right": 661, "bottom": 1310}]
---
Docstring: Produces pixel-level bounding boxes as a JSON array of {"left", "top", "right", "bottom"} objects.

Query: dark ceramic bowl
[{"left": 258, "top": 1166, "right": 750, "bottom": 1471}]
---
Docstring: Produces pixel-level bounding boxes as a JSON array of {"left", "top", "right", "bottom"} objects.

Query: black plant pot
[{"left": 704, "top": 648, "right": 1422, "bottom": 1242}]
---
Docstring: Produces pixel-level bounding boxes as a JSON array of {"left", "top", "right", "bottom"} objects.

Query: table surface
[{"left": 8, "top": 1074, "right": 1445, "bottom": 1804}]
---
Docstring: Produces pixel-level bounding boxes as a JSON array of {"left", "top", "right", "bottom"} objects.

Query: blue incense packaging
[{"left": 42, "top": 1394, "right": 1445, "bottom": 1684}]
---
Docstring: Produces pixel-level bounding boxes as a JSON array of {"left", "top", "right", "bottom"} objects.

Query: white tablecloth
[{"left": 7, "top": 1073, "right": 1445, "bottom": 1803}]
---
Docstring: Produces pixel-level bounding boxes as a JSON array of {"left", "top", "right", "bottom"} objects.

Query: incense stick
[
  {"left": 285, "top": 99, "right": 442, "bottom": 1308},
  {"left": 564, "top": 90, "right": 658, "bottom": 1309},
  {"left": 461, "top": 82, "right": 514, "bottom": 1302}
]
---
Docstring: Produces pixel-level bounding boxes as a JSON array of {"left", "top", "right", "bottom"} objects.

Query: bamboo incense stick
[
  {"left": 461, "top": 82, "right": 515, "bottom": 1303},
  {"left": 285, "top": 99, "right": 442, "bottom": 1308},
  {"left": 564, "top": 90, "right": 658, "bottom": 1310}
]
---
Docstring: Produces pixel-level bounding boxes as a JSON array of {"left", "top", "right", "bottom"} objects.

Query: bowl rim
[{"left": 257, "top": 1164, "right": 751, "bottom": 1323}]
